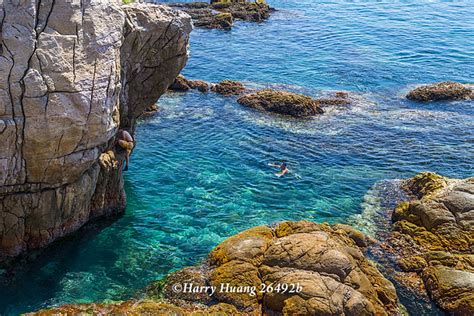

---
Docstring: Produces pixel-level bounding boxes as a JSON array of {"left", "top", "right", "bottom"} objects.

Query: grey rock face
[{"left": 0, "top": 0, "right": 191, "bottom": 261}]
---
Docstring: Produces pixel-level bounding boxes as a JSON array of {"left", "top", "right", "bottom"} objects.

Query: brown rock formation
[
  {"left": 30, "top": 221, "right": 400, "bottom": 315},
  {"left": 0, "top": 1, "right": 192, "bottom": 263},
  {"left": 172, "top": 1, "right": 273, "bottom": 30},
  {"left": 388, "top": 172, "right": 474, "bottom": 314},
  {"left": 406, "top": 81, "right": 473, "bottom": 102},
  {"left": 169, "top": 74, "right": 210, "bottom": 93},
  {"left": 211, "top": 79, "right": 247, "bottom": 95},
  {"left": 237, "top": 89, "right": 325, "bottom": 117}
]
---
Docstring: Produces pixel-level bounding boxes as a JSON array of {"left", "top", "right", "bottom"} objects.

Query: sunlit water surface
[{"left": 1, "top": 0, "right": 473, "bottom": 314}]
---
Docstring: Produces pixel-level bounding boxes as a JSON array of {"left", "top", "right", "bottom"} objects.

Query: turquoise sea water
[{"left": 1, "top": 1, "right": 473, "bottom": 314}]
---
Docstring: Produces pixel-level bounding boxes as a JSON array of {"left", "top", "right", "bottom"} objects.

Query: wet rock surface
[
  {"left": 169, "top": 75, "right": 210, "bottom": 93},
  {"left": 0, "top": 2, "right": 192, "bottom": 262},
  {"left": 237, "top": 89, "right": 326, "bottom": 117},
  {"left": 406, "top": 81, "right": 473, "bottom": 102},
  {"left": 172, "top": 1, "right": 273, "bottom": 30},
  {"left": 387, "top": 172, "right": 474, "bottom": 314},
  {"left": 30, "top": 221, "right": 400, "bottom": 315},
  {"left": 211, "top": 79, "right": 247, "bottom": 95}
]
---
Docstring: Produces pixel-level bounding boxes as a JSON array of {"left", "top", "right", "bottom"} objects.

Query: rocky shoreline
[
  {"left": 27, "top": 172, "right": 473, "bottom": 315},
  {"left": 0, "top": 0, "right": 472, "bottom": 315},
  {"left": 29, "top": 221, "right": 400, "bottom": 315}
]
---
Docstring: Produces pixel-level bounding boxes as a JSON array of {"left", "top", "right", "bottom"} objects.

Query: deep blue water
[{"left": 1, "top": 1, "right": 473, "bottom": 315}]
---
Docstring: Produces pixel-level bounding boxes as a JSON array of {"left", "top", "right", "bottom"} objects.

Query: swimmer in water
[{"left": 268, "top": 161, "right": 289, "bottom": 177}]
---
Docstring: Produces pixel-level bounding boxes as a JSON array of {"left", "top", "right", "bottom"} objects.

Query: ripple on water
[{"left": 1, "top": 0, "right": 473, "bottom": 314}]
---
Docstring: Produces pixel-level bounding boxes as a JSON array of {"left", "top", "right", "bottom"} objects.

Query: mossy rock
[
  {"left": 237, "top": 89, "right": 325, "bottom": 117},
  {"left": 407, "top": 81, "right": 473, "bottom": 102},
  {"left": 211, "top": 80, "right": 246, "bottom": 95},
  {"left": 209, "top": 260, "right": 262, "bottom": 309},
  {"left": 403, "top": 172, "right": 448, "bottom": 199},
  {"left": 397, "top": 255, "right": 428, "bottom": 272}
]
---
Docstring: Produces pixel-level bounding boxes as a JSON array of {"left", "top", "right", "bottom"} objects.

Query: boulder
[
  {"left": 30, "top": 221, "right": 400, "bottom": 315},
  {"left": 406, "top": 81, "right": 473, "bottom": 102},
  {"left": 388, "top": 172, "right": 474, "bottom": 314},
  {"left": 173, "top": 1, "right": 273, "bottom": 30},
  {"left": 211, "top": 80, "right": 247, "bottom": 95},
  {"left": 168, "top": 74, "right": 191, "bottom": 91},
  {"left": 0, "top": 2, "right": 192, "bottom": 262},
  {"left": 237, "top": 89, "right": 325, "bottom": 117},
  {"left": 169, "top": 75, "right": 210, "bottom": 93}
]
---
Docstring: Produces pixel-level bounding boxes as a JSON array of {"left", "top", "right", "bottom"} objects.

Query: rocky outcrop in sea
[
  {"left": 28, "top": 221, "right": 400, "bottom": 315},
  {"left": 406, "top": 81, "right": 473, "bottom": 102},
  {"left": 386, "top": 172, "right": 474, "bottom": 314},
  {"left": 0, "top": 1, "right": 192, "bottom": 263},
  {"left": 171, "top": 1, "right": 274, "bottom": 30}
]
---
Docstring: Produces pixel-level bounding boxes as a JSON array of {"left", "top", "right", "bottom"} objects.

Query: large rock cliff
[{"left": 0, "top": 0, "right": 191, "bottom": 262}]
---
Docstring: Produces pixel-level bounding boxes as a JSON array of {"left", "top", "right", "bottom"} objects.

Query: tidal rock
[
  {"left": 139, "top": 104, "right": 160, "bottom": 119},
  {"left": 169, "top": 74, "right": 191, "bottom": 91},
  {"left": 406, "top": 81, "right": 473, "bottom": 102},
  {"left": 388, "top": 172, "right": 474, "bottom": 314},
  {"left": 169, "top": 75, "right": 210, "bottom": 93},
  {"left": 211, "top": 80, "right": 247, "bottom": 95},
  {"left": 163, "top": 221, "right": 398, "bottom": 315},
  {"left": 30, "top": 221, "right": 400, "bottom": 315},
  {"left": 0, "top": 1, "right": 192, "bottom": 262},
  {"left": 173, "top": 0, "right": 273, "bottom": 30},
  {"left": 237, "top": 89, "right": 325, "bottom": 117}
]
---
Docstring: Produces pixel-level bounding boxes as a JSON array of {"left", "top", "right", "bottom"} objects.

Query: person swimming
[{"left": 268, "top": 161, "right": 289, "bottom": 177}]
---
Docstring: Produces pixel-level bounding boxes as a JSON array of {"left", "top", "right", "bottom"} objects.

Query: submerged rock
[
  {"left": 406, "top": 81, "right": 473, "bottom": 102},
  {"left": 30, "top": 221, "right": 399, "bottom": 315},
  {"left": 388, "top": 172, "right": 474, "bottom": 314},
  {"left": 211, "top": 80, "right": 247, "bottom": 95},
  {"left": 237, "top": 89, "right": 325, "bottom": 117}
]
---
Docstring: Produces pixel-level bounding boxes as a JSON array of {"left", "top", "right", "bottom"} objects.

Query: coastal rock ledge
[
  {"left": 0, "top": 1, "right": 192, "bottom": 262},
  {"left": 30, "top": 221, "right": 400, "bottom": 315},
  {"left": 389, "top": 172, "right": 474, "bottom": 314},
  {"left": 406, "top": 81, "right": 473, "bottom": 102}
]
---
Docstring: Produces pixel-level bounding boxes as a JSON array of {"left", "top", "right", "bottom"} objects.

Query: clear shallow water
[{"left": 1, "top": 1, "right": 473, "bottom": 314}]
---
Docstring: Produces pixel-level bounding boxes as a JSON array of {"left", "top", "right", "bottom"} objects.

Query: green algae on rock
[
  {"left": 388, "top": 172, "right": 474, "bottom": 314},
  {"left": 406, "top": 81, "right": 473, "bottom": 102}
]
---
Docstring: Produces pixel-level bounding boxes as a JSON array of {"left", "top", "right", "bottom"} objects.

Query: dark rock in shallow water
[
  {"left": 406, "top": 81, "right": 473, "bottom": 102},
  {"left": 172, "top": 1, "right": 273, "bottom": 30},
  {"left": 188, "top": 79, "right": 210, "bottom": 93},
  {"left": 29, "top": 221, "right": 400, "bottom": 315},
  {"left": 211, "top": 79, "right": 247, "bottom": 95},
  {"left": 386, "top": 172, "right": 474, "bottom": 314},
  {"left": 237, "top": 89, "right": 325, "bottom": 117},
  {"left": 169, "top": 75, "right": 210, "bottom": 93},
  {"left": 168, "top": 74, "right": 191, "bottom": 91}
]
